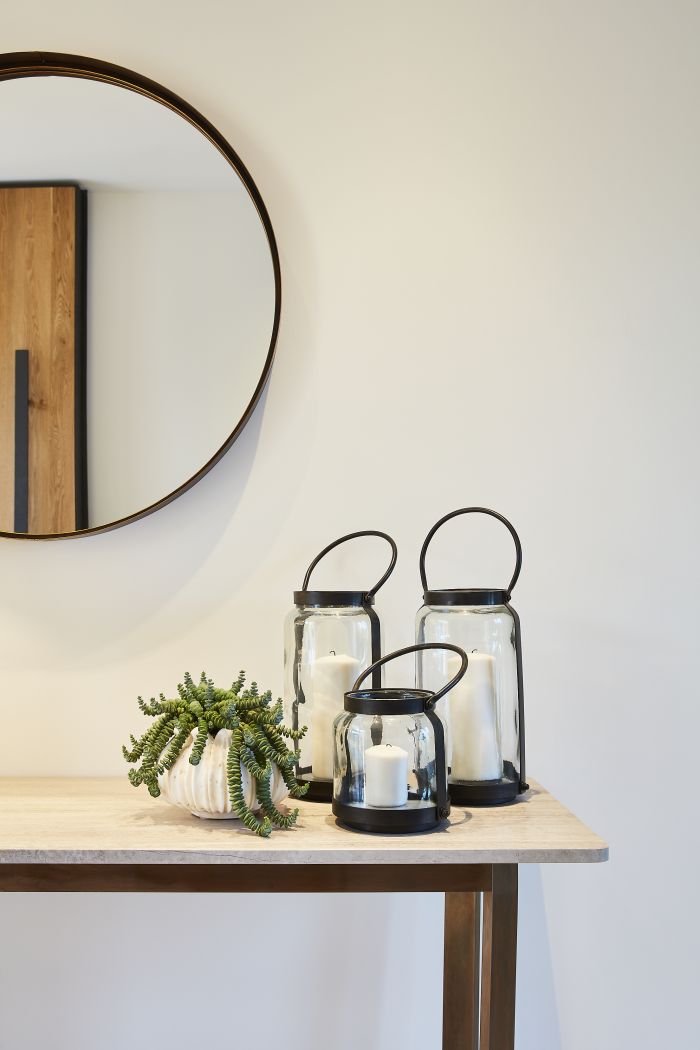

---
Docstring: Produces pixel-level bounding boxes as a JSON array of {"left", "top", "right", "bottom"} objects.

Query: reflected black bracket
[
  {"left": 74, "top": 186, "right": 88, "bottom": 530},
  {"left": 14, "top": 348, "right": 29, "bottom": 533}
]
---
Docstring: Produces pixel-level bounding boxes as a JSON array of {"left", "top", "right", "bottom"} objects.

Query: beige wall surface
[
  {"left": 0, "top": 3, "right": 697, "bottom": 1048},
  {"left": 87, "top": 189, "right": 274, "bottom": 526}
]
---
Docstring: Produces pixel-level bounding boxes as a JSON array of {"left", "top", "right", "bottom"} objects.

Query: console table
[{"left": 0, "top": 778, "right": 607, "bottom": 1050}]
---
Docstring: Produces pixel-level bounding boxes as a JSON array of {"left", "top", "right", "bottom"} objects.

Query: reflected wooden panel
[{"left": 0, "top": 184, "right": 86, "bottom": 534}]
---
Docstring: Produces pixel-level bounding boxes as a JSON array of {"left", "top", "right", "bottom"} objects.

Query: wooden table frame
[
  {"left": 0, "top": 860, "right": 514, "bottom": 1050},
  {"left": 0, "top": 779, "right": 608, "bottom": 1050}
]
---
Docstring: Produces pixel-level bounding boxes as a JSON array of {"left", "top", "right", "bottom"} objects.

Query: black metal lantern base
[
  {"left": 449, "top": 763, "right": 528, "bottom": 807},
  {"left": 332, "top": 799, "right": 450, "bottom": 834},
  {"left": 449, "top": 780, "right": 519, "bottom": 806},
  {"left": 299, "top": 778, "right": 333, "bottom": 803}
]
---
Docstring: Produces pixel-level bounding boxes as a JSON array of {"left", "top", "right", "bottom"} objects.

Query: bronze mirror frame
[{"left": 0, "top": 51, "right": 281, "bottom": 540}]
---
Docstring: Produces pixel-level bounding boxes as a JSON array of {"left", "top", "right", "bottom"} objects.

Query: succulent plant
[{"left": 123, "top": 670, "right": 308, "bottom": 836}]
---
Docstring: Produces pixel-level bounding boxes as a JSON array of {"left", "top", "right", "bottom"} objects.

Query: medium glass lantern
[
  {"left": 416, "top": 507, "right": 528, "bottom": 806},
  {"left": 284, "top": 530, "right": 398, "bottom": 802},
  {"left": 332, "top": 643, "right": 467, "bottom": 833}
]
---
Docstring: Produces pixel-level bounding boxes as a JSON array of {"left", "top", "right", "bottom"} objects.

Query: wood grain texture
[
  {"left": 0, "top": 188, "right": 22, "bottom": 531},
  {"left": 443, "top": 892, "right": 481, "bottom": 1050},
  {"left": 0, "top": 186, "right": 77, "bottom": 533},
  {"left": 0, "top": 863, "right": 492, "bottom": 894},
  {"left": 0, "top": 778, "right": 608, "bottom": 867},
  {"left": 480, "top": 865, "right": 518, "bottom": 1050}
]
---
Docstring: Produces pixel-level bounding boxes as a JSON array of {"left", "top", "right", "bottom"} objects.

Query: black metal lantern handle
[
  {"left": 352, "top": 642, "right": 468, "bottom": 709},
  {"left": 419, "top": 507, "right": 522, "bottom": 600},
  {"left": 302, "top": 530, "right": 398, "bottom": 600}
]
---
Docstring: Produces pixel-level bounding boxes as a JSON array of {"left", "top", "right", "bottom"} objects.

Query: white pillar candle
[
  {"left": 306, "top": 653, "right": 362, "bottom": 780},
  {"left": 417, "top": 647, "right": 452, "bottom": 772},
  {"left": 364, "top": 743, "right": 409, "bottom": 807},
  {"left": 448, "top": 652, "right": 502, "bottom": 781}
]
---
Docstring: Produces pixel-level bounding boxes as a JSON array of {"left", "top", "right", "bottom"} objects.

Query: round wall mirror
[{"left": 0, "top": 52, "right": 280, "bottom": 539}]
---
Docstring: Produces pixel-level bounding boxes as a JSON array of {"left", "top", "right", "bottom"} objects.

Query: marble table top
[{"left": 0, "top": 778, "right": 608, "bottom": 866}]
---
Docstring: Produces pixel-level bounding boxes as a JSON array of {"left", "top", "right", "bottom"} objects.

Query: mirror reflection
[{"left": 0, "top": 73, "right": 277, "bottom": 536}]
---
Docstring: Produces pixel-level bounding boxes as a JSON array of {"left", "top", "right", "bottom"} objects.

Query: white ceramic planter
[{"left": 158, "top": 728, "right": 289, "bottom": 819}]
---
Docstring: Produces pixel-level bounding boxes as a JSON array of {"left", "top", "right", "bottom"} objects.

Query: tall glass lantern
[
  {"left": 416, "top": 507, "right": 528, "bottom": 806},
  {"left": 284, "top": 531, "right": 398, "bottom": 802}
]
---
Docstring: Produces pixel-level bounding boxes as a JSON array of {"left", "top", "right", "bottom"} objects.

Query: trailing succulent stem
[{"left": 123, "top": 671, "right": 308, "bottom": 836}]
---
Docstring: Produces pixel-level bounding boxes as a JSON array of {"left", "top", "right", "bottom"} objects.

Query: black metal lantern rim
[
  {"left": 332, "top": 799, "right": 449, "bottom": 834},
  {"left": 294, "top": 589, "right": 373, "bottom": 608},
  {"left": 344, "top": 688, "right": 433, "bottom": 715},
  {"left": 423, "top": 588, "right": 509, "bottom": 607}
]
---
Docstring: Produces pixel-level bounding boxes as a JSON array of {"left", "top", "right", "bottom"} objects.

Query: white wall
[
  {"left": 87, "top": 189, "right": 274, "bottom": 526},
  {"left": 0, "top": 3, "right": 698, "bottom": 1049}
]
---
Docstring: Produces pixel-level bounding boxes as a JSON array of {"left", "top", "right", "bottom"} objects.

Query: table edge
[{"left": 0, "top": 846, "right": 609, "bottom": 865}]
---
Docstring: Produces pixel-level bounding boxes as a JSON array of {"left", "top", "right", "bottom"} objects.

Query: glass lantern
[
  {"left": 332, "top": 643, "right": 467, "bottom": 833},
  {"left": 416, "top": 507, "right": 528, "bottom": 806},
  {"left": 284, "top": 530, "right": 398, "bottom": 802}
]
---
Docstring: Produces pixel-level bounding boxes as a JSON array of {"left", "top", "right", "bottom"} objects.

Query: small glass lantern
[
  {"left": 332, "top": 643, "right": 467, "bottom": 833},
  {"left": 416, "top": 507, "right": 528, "bottom": 806},
  {"left": 284, "top": 530, "right": 398, "bottom": 802}
]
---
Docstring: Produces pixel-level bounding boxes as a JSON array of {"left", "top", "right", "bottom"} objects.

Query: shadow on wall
[
  {"left": 517, "top": 865, "right": 561, "bottom": 1050},
  {"left": 0, "top": 891, "right": 444, "bottom": 1050},
  {"left": 0, "top": 385, "right": 273, "bottom": 668}
]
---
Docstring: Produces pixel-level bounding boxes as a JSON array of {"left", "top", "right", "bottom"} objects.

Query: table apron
[{"left": 0, "top": 862, "right": 495, "bottom": 893}]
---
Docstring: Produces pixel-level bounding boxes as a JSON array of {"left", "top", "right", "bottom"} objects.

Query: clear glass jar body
[
  {"left": 416, "top": 602, "right": 521, "bottom": 795},
  {"left": 283, "top": 604, "right": 377, "bottom": 787},
  {"left": 332, "top": 710, "right": 442, "bottom": 812}
]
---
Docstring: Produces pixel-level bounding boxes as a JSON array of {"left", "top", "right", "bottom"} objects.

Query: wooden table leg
[
  {"left": 480, "top": 864, "right": 518, "bottom": 1050},
  {"left": 443, "top": 890, "right": 481, "bottom": 1050}
]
